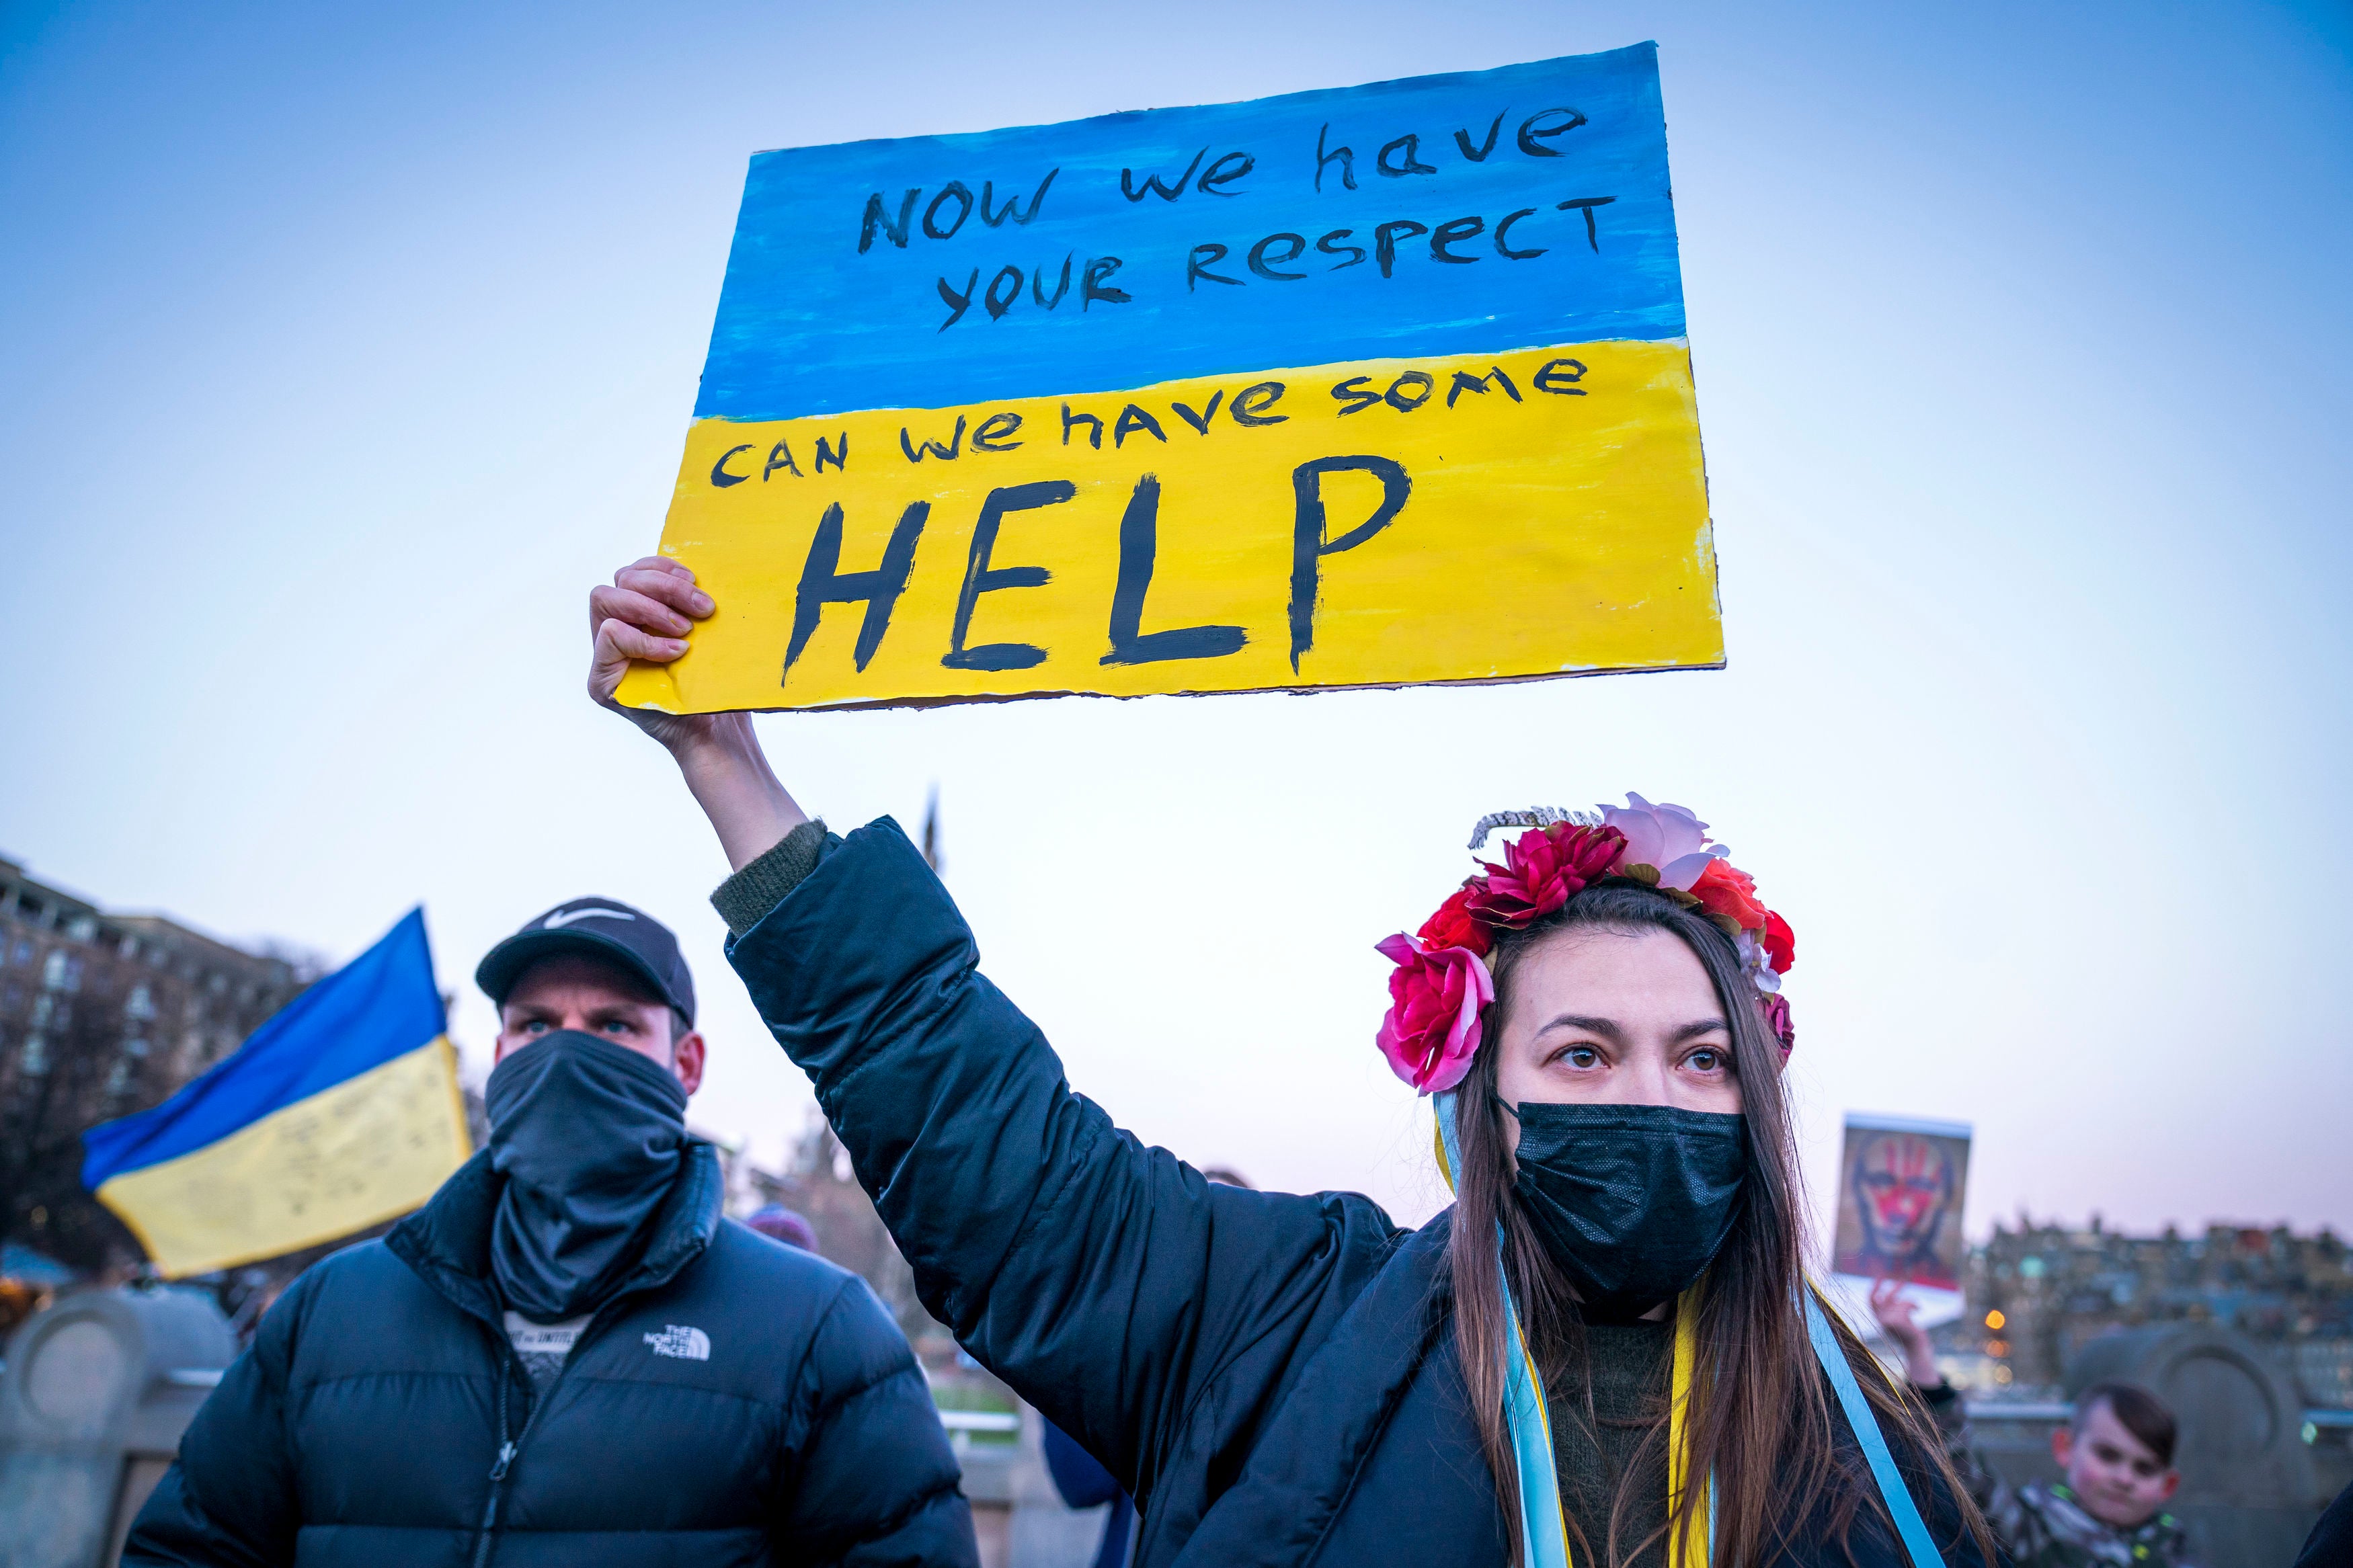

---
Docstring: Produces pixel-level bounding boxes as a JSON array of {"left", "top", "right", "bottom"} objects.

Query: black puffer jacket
[
  {"left": 124, "top": 1139, "right": 975, "bottom": 1567},
  {"left": 721, "top": 818, "right": 1983, "bottom": 1568}
]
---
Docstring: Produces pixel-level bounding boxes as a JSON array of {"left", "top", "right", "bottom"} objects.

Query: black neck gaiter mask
[
  {"left": 1509, "top": 1101, "right": 1747, "bottom": 1324},
  {"left": 486, "top": 1030, "right": 690, "bottom": 1323}
]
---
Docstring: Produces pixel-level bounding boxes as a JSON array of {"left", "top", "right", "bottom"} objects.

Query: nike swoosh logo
[{"left": 542, "top": 907, "right": 636, "bottom": 930}]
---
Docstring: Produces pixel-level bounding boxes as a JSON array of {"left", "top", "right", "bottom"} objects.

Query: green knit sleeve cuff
[{"left": 711, "top": 819, "right": 830, "bottom": 937}]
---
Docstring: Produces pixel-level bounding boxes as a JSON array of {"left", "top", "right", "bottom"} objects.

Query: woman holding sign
[{"left": 589, "top": 557, "right": 1992, "bottom": 1568}]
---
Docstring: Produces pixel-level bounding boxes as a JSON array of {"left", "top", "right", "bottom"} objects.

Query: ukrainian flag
[{"left": 81, "top": 909, "right": 470, "bottom": 1278}]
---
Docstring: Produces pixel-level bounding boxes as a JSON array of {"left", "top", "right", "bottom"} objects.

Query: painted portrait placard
[{"left": 1829, "top": 1111, "right": 1972, "bottom": 1328}]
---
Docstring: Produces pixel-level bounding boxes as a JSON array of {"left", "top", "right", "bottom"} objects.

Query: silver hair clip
[{"left": 1466, "top": 807, "right": 1601, "bottom": 852}]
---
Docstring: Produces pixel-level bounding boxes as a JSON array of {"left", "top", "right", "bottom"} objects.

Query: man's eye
[
  {"left": 524, "top": 1020, "right": 548, "bottom": 1034},
  {"left": 601, "top": 1020, "right": 631, "bottom": 1035}
]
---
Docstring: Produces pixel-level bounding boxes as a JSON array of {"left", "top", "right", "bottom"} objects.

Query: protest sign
[
  {"left": 619, "top": 43, "right": 1720, "bottom": 714},
  {"left": 1829, "top": 1112, "right": 1974, "bottom": 1330}
]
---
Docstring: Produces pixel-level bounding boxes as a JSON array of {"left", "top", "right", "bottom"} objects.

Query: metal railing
[
  {"left": 1966, "top": 1399, "right": 2353, "bottom": 1431},
  {"left": 937, "top": 1409, "right": 1019, "bottom": 1434}
]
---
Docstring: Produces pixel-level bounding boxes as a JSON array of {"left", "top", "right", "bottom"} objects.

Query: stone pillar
[{"left": 0, "top": 1286, "right": 235, "bottom": 1568}]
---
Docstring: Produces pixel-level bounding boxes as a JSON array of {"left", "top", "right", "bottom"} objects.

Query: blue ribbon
[{"left": 1804, "top": 1290, "right": 1947, "bottom": 1568}]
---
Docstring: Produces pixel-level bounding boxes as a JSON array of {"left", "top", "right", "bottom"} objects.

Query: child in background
[{"left": 1874, "top": 1281, "right": 2195, "bottom": 1568}]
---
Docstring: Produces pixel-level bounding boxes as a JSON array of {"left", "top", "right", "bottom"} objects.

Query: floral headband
[{"left": 1375, "top": 794, "right": 1795, "bottom": 1094}]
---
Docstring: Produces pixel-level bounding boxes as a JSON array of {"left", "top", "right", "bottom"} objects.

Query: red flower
[
  {"left": 1417, "top": 884, "right": 1492, "bottom": 957},
  {"left": 1689, "top": 858, "right": 1769, "bottom": 934},
  {"left": 1373, "top": 934, "right": 1495, "bottom": 1094},
  {"left": 1461, "top": 823, "right": 1627, "bottom": 928},
  {"left": 1761, "top": 910, "right": 1795, "bottom": 975}
]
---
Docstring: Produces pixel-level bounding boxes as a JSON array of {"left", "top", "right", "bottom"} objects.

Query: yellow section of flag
[{"left": 96, "top": 1037, "right": 470, "bottom": 1278}]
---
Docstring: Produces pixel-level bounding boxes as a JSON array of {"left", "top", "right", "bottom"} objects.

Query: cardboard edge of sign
[
  {"left": 625, "top": 655, "right": 1730, "bottom": 717},
  {"left": 1843, "top": 1110, "right": 1975, "bottom": 1141}
]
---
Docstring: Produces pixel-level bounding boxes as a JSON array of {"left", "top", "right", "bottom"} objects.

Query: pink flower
[
  {"left": 1761, "top": 992, "right": 1795, "bottom": 1055},
  {"left": 1373, "top": 933, "right": 1494, "bottom": 1094},
  {"left": 1462, "top": 823, "right": 1627, "bottom": 928},
  {"left": 1599, "top": 794, "right": 1720, "bottom": 891}
]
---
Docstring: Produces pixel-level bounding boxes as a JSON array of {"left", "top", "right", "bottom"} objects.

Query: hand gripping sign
[{"left": 619, "top": 44, "right": 1723, "bottom": 714}]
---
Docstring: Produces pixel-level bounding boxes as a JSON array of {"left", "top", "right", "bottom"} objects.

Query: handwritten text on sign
[{"left": 619, "top": 44, "right": 1720, "bottom": 713}]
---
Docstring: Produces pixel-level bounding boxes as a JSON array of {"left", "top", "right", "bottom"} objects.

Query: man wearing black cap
[{"left": 126, "top": 899, "right": 978, "bottom": 1568}]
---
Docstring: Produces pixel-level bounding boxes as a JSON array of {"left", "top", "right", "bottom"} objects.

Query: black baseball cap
[{"left": 475, "top": 897, "right": 696, "bottom": 1026}]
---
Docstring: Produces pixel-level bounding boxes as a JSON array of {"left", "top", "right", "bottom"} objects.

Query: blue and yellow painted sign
[{"left": 621, "top": 43, "right": 1721, "bottom": 712}]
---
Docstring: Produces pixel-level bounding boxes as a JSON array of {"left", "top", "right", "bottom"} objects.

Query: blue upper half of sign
[
  {"left": 81, "top": 908, "right": 445, "bottom": 1185},
  {"left": 694, "top": 44, "right": 1681, "bottom": 422}
]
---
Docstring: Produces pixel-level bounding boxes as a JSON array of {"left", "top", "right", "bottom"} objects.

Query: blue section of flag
[
  {"left": 694, "top": 44, "right": 1681, "bottom": 422},
  {"left": 81, "top": 908, "right": 443, "bottom": 1187}
]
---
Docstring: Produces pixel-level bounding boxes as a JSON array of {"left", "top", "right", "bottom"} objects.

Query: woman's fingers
[
  {"left": 600, "top": 617, "right": 688, "bottom": 664},
  {"left": 591, "top": 583, "right": 699, "bottom": 639},
  {"left": 590, "top": 617, "right": 688, "bottom": 706},
  {"left": 586, "top": 559, "right": 731, "bottom": 755},
  {"left": 588, "top": 559, "right": 713, "bottom": 635},
  {"left": 617, "top": 560, "right": 713, "bottom": 615}
]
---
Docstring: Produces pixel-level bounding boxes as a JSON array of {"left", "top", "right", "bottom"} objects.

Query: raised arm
[
  {"left": 1872, "top": 1280, "right": 2022, "bottom": 1552},
  {"left": 588, "top": 563, "right": 1404, "bottom": 1495},
  {"left": 589, "top": 556, "right": 807, "bottom": 870}
]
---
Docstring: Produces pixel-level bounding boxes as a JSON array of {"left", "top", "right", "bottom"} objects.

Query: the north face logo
[{"left": 643, "top": 1324, "right": 710, "bottom": 1361}]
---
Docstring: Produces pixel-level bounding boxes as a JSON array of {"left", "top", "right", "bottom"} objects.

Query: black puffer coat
[
  {"left": 124, "top": 1139, "right": 975, "bottom": 1567},
  {"left": 722, "top": 819, "right": 1983, "bottom": 1568}
]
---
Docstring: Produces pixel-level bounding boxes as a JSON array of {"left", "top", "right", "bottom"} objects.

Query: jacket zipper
[
  {"left": 470, "top": 1358, "right": 515, "bottom": 1568},
  {"left": 467, "top": 1298, "right": 631, "bottom": 1568}
]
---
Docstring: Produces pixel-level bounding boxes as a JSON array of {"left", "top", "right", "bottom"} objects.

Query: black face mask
[
  {"left": 485, "top": 1030, "right": 689, "bottom": 1322},
  {"left": 1509, "top": 1101, "right": 1747, "bottom": 1323}
]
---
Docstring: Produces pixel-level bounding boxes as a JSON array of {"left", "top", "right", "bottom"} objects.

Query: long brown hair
[{"left": 1443, "top": 882, "right": 1993, "bottom": 1567}]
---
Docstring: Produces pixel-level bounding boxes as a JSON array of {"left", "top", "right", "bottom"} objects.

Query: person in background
[
  {"left": 746, "top": 1202, "right": 820, "bottom": 1251},
  {"left": 2296, "top": 1478, "right": 2352, "bottom": 1568},
  {"left": 1874, "top": 1280, "right": 2195, "bottom": 1567},
  {"left": 1042, "top": 1423, "right": 1135, "bottom": 1568},
  {"left": 127, "top": 897, "right": 975, "bottom": 1567}
]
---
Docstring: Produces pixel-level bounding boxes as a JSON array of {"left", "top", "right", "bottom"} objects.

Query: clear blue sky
[{"left": 4, "top": 1, "right": 2348, "bottom": 1239}]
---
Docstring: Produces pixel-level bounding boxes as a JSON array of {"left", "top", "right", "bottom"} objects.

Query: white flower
[
  {"left": 1598, "top": 792, "right": 1725, "bottom": 891},
  {"left": 1734, "top": 930, "right": 1782, "bottom": 995}
]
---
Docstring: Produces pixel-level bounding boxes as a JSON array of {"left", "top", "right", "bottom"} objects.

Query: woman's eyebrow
[
  {"left": 1536, "top": 1014, "right": 1622, "bottom": 1041},
  {"left": 1673, "top": 1018, "right": 1729, "bottom": 1042}
]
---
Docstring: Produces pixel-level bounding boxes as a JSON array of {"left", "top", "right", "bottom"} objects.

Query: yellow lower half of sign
[
  {"left": 97, "top": 1038, "right": 472, "bottom": 1278},
  {"left": 619, "top": 339, "right": 1720, "bottom": 712}
]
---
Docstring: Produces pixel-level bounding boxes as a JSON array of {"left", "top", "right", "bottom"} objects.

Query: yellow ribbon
[{"left": 1433, "top": 1114, "right": 1711, "bottom": 1568}]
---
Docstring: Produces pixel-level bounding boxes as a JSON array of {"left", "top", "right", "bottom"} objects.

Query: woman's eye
[
  {"left": 1562, "top": 1046, "right": 1600, "bottom": 1069},
  {"left": 1687, "top": 1048, "right": 1726, "bottom": 1073}
]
